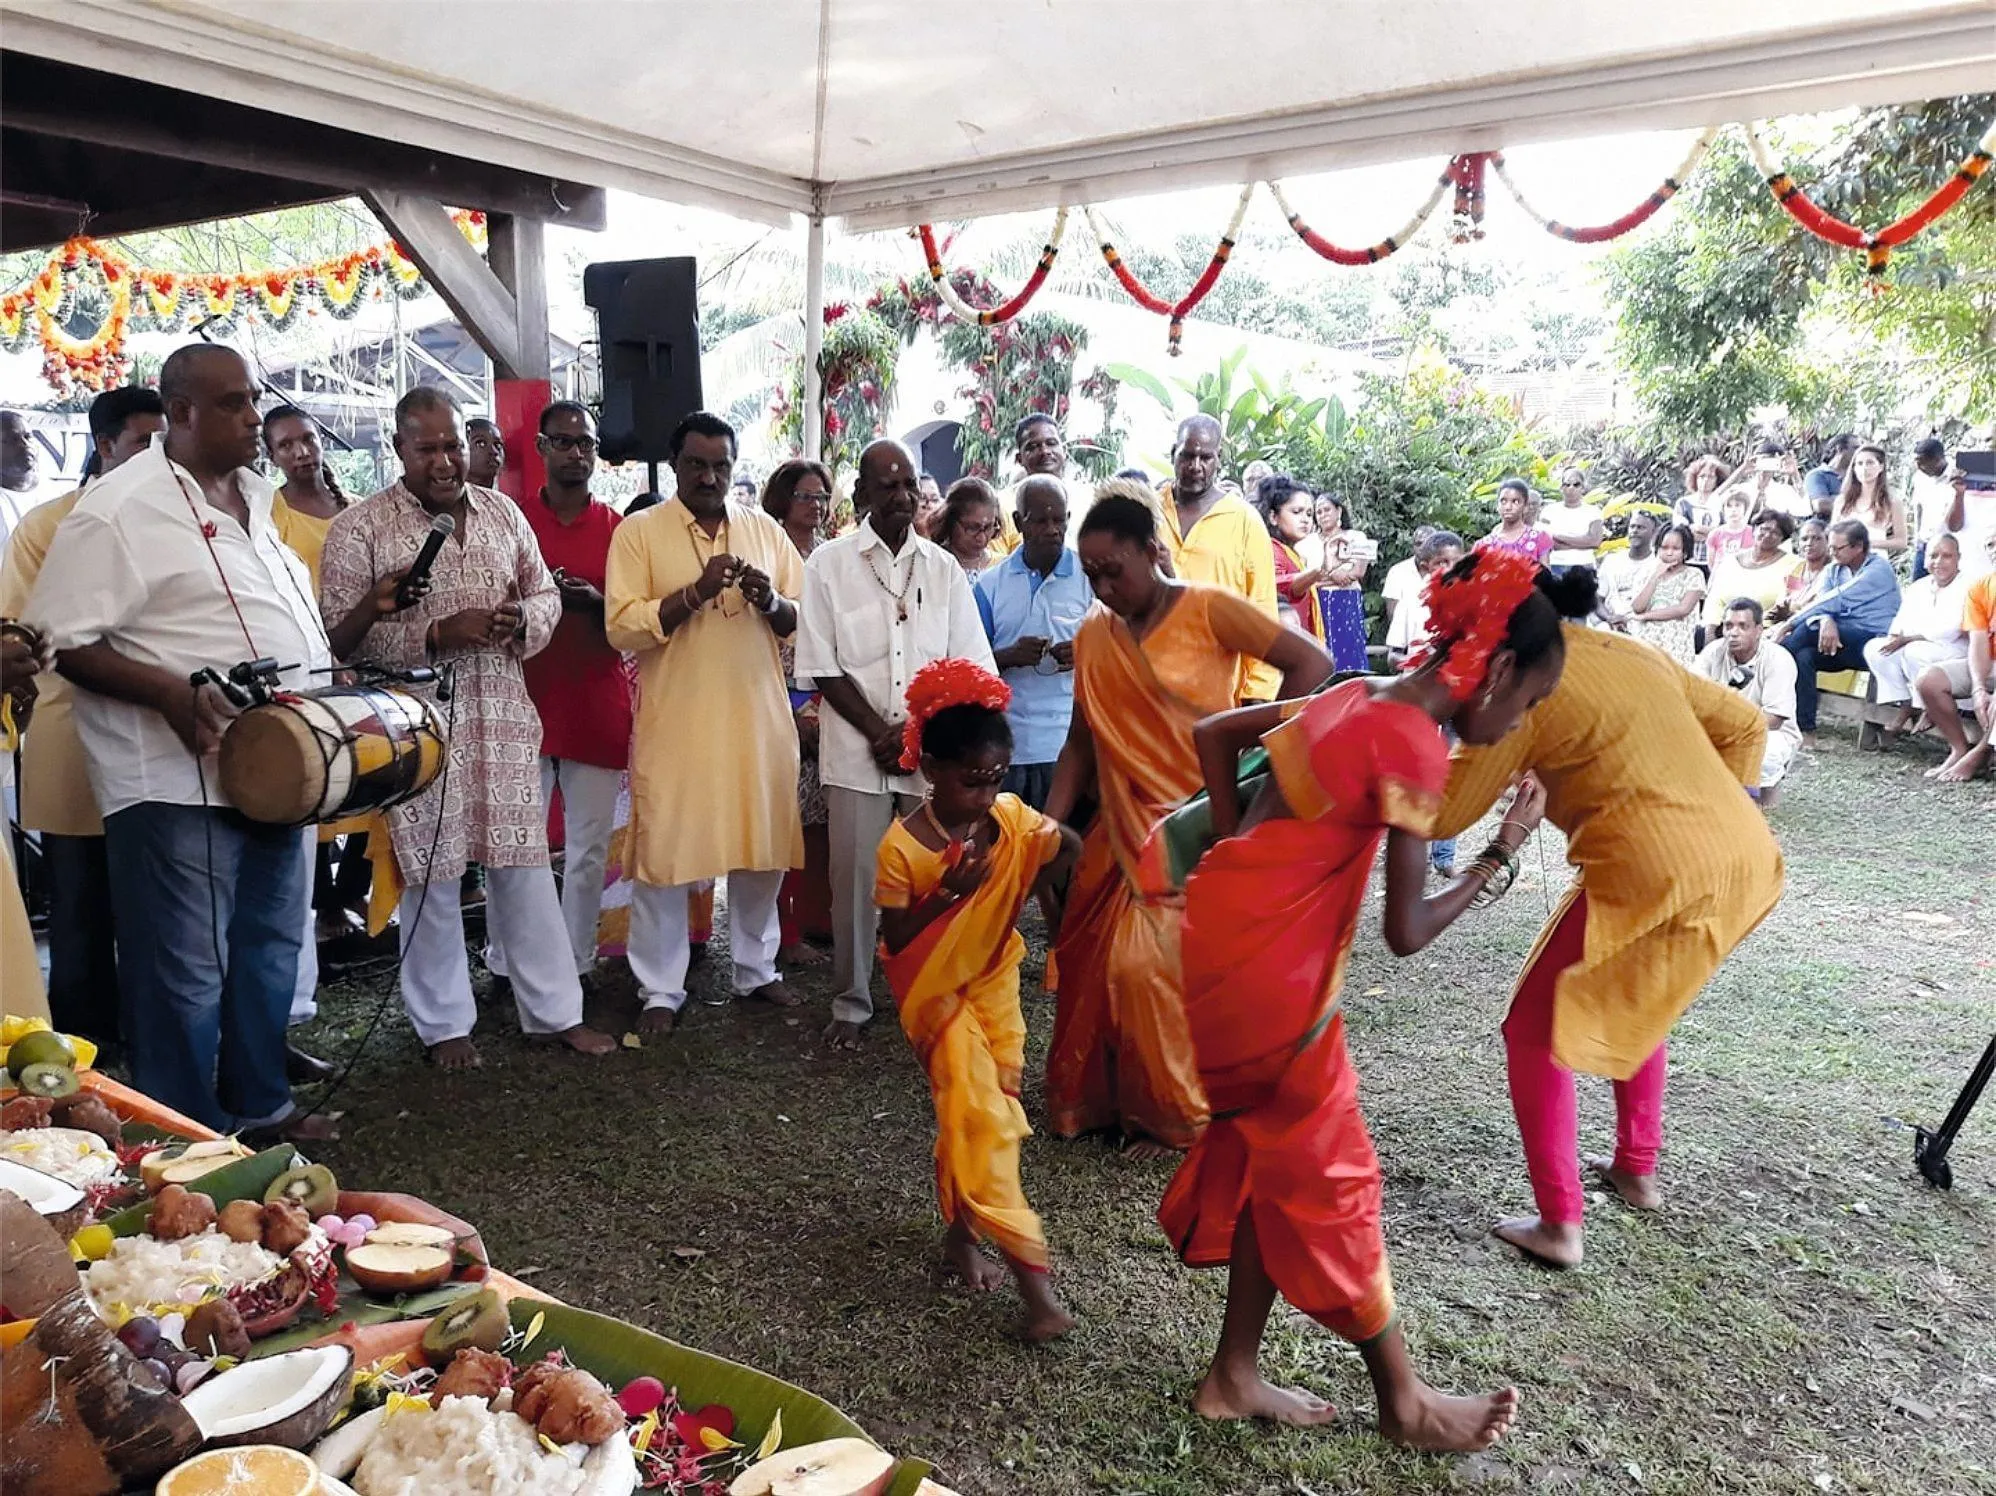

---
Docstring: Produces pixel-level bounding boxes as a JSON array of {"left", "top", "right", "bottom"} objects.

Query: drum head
[{"left": 218, "top": 707, "right": 327, "bottom": 825}]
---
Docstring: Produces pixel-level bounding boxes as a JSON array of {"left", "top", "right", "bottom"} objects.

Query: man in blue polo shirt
[
  {"left": 1775, "top": 517, "right": 1900, "bottom": 748},
  {"left": 974, "top": 475, "right": 1094, "bottom": 808}
]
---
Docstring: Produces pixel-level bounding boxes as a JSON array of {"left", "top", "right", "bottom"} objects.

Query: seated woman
[
  {"left": 1862, "top": 532, "right": 1968, "bottom": 743},
  {"left": 1703, "top": 509, "right": 1801, "bottom": 637}
]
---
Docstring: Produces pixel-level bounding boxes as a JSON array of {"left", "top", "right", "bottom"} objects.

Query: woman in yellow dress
[
  {"left": 1044, "top": 490, "right": 1332, "bottom": 1154},
  {"left": 876, "top": 659, "right": 1081, "bottom": 1340},
  {"left": 1434, "top": 617, "right": 1785, "bottom": 1267}
]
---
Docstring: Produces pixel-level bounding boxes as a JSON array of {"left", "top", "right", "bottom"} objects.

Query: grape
[
  {"left": 142, "top": 1357, "right": 172, "bottom": 1386},
  {"left": 118, "top": 1316, "right": 161, "bottom": 1359}
]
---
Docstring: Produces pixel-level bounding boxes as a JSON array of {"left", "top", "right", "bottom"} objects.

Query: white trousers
[
  {"left": 1760, "top": 728, "right": 1801, "bottom": 788},
  {"left": 1863, "top": 637, "right": 1967, "bottom": 705},
  {"left": 541, "top": 757, "right": 622, "bottom": 975},
  {"left": 289, "top": 827, "right": 319, "bottom": 1026},
  {"left": 399, "top": 865, "right": 582, "bottom": 1047},
  {"left": 825, "top": 786, "right": 921, "bottom": 1025},
  {"left": 628, "top": 869, "right": 783, "bottom": 1013}
]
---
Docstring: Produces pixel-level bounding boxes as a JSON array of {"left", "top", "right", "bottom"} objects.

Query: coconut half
[
  {"left": 729, "top": 1437, "right": 895, "bottom": 1496},
  {"left": 342, "top": 1241, "right": 453, "bottom": 1296},
  {"left": 309, "top": 1404, "right": 383, "bottom": 1479},
  {"left": 0, "top": 1155, "right": 90, "bottom": 1239},
  {"left": 179, "top": 1344, "right": 354, "bottom": 1449}
]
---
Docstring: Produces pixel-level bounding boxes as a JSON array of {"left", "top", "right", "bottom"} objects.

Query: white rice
[
  {"left": 354, "top": 1395, "right": 591, "bottom": 1496},
  {"left": 0, "top": 1126, "right": 121, "bottom": 1188},
  {"left": 83, "top": 1229, "right": 281, "bottom": 1318}
]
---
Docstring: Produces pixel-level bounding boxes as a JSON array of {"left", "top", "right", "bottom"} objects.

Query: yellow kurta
[
  {"left": 1, "top": 701, "right": 50, "bottom": 1021},
  {"left": 271, "top": 492, "right": 337, "bottom": 590},
  {"left": 878, "top": 794, "right": 1061, "bottom": 1267},
  {"left": 1157, "top": 484, "right": 1281, "bottom": 702},
  {"left": 605, "top": 499, "right": 805, "bottom": 887},
  {"left": 0, "top": 490, "right": 101, "bottom": 838},
  {"left": 1435, "top": 626, "right": 1785, "bottom": 1079}
]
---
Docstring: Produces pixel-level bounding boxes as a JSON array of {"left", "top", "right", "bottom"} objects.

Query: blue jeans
[
  {"left": 1003, "top": 762, "right": 1057, "bottom": 811},
  {"left": 1912, "top": 541, "right": 1928, "bottom": 582},
  {"left": 1782, "top": 624, "right": 1877, "bottom": 733},
  {"left": 102, "top": 803, "right": 305, "bottom": 1132}
]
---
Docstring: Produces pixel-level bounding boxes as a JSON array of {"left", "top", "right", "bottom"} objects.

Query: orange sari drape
[
  {"left": 1158, "top": 683, "right": 1446, "bottom": 1342},
  {"left": 1047, "top": 586, "right": 1282, "bottom": 1148},
  {"left": 878, "top": 796, "right": 1062, "bottom": 1269}
]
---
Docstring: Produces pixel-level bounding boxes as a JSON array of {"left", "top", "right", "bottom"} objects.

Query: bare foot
[
  {"left": 1380, "top": 1382, "right": 1520, "bottom": 1453},
  {"left": 1015, "top": 1266, "right": 1076, "bottom": 1341},
  {"left": 1926, "top": 751, "right": 1964, "bottom": 779},
  {"left": 1584, "top": 1155, "right": 1661, "bottom": 1209},
  {"left": 636, "top": 1005, "right": 680, "bottom": 1036},
  {"left": 942, "top": 1227, "right": 1005, "bottom": 1292},
  {"left": 1801, "top": 732, "right": 1819, "bottom": 752},
  {"left": 553, "top": 1023, "right": 617, "bottom": 1056},
  {"left": 1122, "top": 1135, "right": 1181, "bottom": 1162},
  {"left": 1492, "top": 1215, "right": 1583, "bottom": 1269},
  {"left": 822, "top": 1018, "right": 866, "bottom": 1050},
  {"left": 743, "top": 980, "right": 802, "bottom": 1008},
  {"left": 777, "top": 942, "right": 827, "bottom": 966},
  {"left": 1192, "top": 1365, "right": 1339, "bottom": 1426},
  {"left": 427, "top": 1036, "right": 480, "bottom": 1070},
  {"left": 1938, "top": 744, "right": 1991, "bottom": 783}
]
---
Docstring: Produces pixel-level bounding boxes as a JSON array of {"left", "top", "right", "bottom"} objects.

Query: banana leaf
[
  {"left": 247, "top": 1281, "right": 481, "bottom": 1360},
  {"left": 508, "top": 1300, "right": 935, "bottom": 1495},
  {"left": 101, "top": 1145, "right": 302, "bottom": 1237}
]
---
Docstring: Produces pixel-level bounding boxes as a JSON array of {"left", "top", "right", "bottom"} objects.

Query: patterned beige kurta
[{"left": 319, "top": 482, "right": 561, "bottom": 884}]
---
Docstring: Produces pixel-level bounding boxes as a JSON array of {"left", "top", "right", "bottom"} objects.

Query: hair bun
[{"left": 1537, "top": 565, "right": 1600, "bottom": 620}]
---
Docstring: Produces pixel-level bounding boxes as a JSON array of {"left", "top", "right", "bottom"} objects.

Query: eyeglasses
[{"left": 544, "top": 433, "right": 597, "bottom": 453}]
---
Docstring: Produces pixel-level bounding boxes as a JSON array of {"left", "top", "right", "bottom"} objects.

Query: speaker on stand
[{"left": 582, "top": 257, "right": 704, "bottom": 493}]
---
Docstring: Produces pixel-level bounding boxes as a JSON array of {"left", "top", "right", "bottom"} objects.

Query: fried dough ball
[
  {"left": 259, "top": 1200, "right": 312, "bottom": 1256},
  {"left": 510, "top": 1357, "right": 564, "bottom": 1412},
  {"left": 0, "top": 1095, "right": 53, "bottom": 1130},
  {"left": 49, "top": 1091, "right": 122, "bottom": 1147},
  {"left": 185, "top": 1297, "right": 251, "bottom": 1359},
  {"left": 430, "top": 1347, "right": 513, "bottom": 1408},
  {"left": 149, "top": 1183, "right": 217, "bottom": 1241},
  {"left": 517, "top": 1365, "right": 623, "bottom": 1447},
  {"left": 217, "top": 1199, "right": 264, "bottom": 1244}
]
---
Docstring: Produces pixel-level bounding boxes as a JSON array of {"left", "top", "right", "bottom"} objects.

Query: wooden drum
[{"left": 218, "top": 686, "right": 447, "bottom": 826}]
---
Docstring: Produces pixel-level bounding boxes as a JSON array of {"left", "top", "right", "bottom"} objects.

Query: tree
[{"left": 1602, "top": 95, "right": 1996, "bottom": 440}]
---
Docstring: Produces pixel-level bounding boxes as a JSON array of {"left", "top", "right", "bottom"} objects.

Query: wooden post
[{"left": 487, "top": 213, "right": 551, "bottom": 500}]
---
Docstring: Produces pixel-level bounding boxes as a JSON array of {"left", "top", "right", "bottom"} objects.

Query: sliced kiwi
[
  {"left": 16, "top": 1062, "right": 79, "bottom": 1099},
  {"left": 6, "top": 1030, "right": 75, "bottom": 1080},
  {"left": 421, "top": 1287, "right": 508, "bottom": 1359},
  {"left": 262, "top": 1161, "right": 338, "bottom": 1217}
]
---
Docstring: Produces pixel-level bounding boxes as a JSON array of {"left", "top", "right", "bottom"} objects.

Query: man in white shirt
[
  {"left": 795, "top": 439, "right": 994, "bottom": 1049},
  {"left": 1379, "top": 525, "right": 1434, "bottom": 636},
  {"left": 1594, "top": 511, "right": 1661, "bottom": 630},
  {"left": 27, "top": 346, "right": 333, "bottom": 1141},
  {"left": 0, "top": 410, "right": 44, "bottom": 546},
  {"left": 1546, "top": 466, "right": 1605, "bottom": 573},
  {"left": 1908, "top": 438, "right": 1954, "bottom": 581},
  {"left": 1695, "top": 598, "right": 1802, "bottom": 808}
]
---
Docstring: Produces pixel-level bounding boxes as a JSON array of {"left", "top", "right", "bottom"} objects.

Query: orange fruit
[
  {"left": 0, "top": 1318, "right": 36, "bottom": 1350},
  {"left": 154, "top": 1445, "right": 319, "bottom": 1496}
]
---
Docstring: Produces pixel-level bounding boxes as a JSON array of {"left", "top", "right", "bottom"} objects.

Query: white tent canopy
[{"left": 5, "top": 0, "right": 1992, "bottom": 230}]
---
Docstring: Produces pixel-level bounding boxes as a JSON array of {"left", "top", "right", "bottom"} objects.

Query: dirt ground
[{"left": 299, "top": 726, "right": 1995, "bottom": 1495}]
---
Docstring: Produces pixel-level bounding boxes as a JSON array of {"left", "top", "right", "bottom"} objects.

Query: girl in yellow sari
[
  {"left": 876, "top": 660, "right": 1082, "bottom": 1340},
  {"left": 1045, "top": 491, "right": 1333, "bottom": 1154}
]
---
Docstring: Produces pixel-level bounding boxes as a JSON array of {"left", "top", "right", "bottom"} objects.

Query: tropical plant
[
  {"left": 1103, "top": 345, "right": 1345, "bottom": 473},
  {"left": 769, "top": 303, "right": 904, "bottom": 475}
]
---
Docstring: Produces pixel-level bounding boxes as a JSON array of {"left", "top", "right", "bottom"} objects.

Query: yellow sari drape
[
  {"left": 1, "top": 700, "right": 48, "bottom": 1022},
  {"left": 1047, "top": 585, "right": 1282, "bottom": 1147},
  {"left": 878, "top": 795, "right": 1062, "bottom": 1268}
]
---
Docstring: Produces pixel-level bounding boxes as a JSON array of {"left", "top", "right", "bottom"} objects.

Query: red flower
[
  {"left": 670, "top": 1402, "right": 735, "bottom": 1449},
  {"left": 200, "top": 520, "right": 218, "bottom": 539}
]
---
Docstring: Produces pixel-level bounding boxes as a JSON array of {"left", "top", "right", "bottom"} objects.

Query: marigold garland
[
  {"left": 0, "top": 211, "right": 487, "bottom": 392},
  {"left": 1268, "top": 171, "right": 1451, "bottom": 265},
  {"left": 1492, "top": 127, "right": 1718, "bottom": 243},
  {"left": 1085, "top": 184, "right": 1254, "bottom": 355},
  {"left": 918, "top": 208, "right": 1067, "bottom": 326},
  {"left": 1745, "top": 116, "right": 1996, "bottom": 281}
]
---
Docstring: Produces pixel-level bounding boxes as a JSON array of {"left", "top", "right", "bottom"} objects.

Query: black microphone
[{"left": 398, "top": 513, "right": 455, "bottom": 607}]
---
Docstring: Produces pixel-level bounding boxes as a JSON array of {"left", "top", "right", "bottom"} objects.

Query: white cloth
[
  {"left": 289, "top": 826, "right": 319, "bottom": 1026},
  {"left": 399, "top": 866, "right": 581, "bottom": 1047},
  {"left": 628, "top": 869, "right": 783, "bottom": 1012},
  {"left": 1884, "top": 572, "right": 1970, "bottom": 650},
  {"left": 1594, "top": 549, "right": 1653, "bottom": 627},
  {"left": 794, "top": 519, "right": 994, "bottom": 796},
  {"left": 1863, "top": 636, "right": 1967, "bottom": 706},
  {"left": 542, "top": 757, "right": 621, "bottom": 976},
  {"left": 1695, "top": 637, "right": 1801, "bottom": 787},
  {"left": 1380, "top": 555, "right": 1421, "bottom": 610},
  {"left": 825, "top": 785, "right": 921, "bottom": 1025},
  {"left": 1909, "top": 470, "right": 1955, "bottom": 543},
  {"left": 1386, "top": 587, "right": 1429, "bottom": 656},
  {"left": 1546, "top": 501, "right": 1603, "bottom": 567},
  {"left": 27, "top": 442, "right": 328, "bottom": 816},
  {"left": 1757, "top": 479, "right": 1809, "bottom": 519}
]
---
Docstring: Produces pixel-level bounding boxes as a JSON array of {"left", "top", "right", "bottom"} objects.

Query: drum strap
[{"left": 170, "top": 465, "right": 261, "bottom": 661}]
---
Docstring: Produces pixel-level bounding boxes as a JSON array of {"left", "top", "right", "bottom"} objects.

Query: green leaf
[
  {"left": 1099, "top": 362, "right": 1173, "bottom": 412},
  {"left": 103, "top": 1146, "right": 302, "bottom": 1238}
]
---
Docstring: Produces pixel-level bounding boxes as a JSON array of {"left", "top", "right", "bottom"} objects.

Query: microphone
[{"left": 398, "top": 513, "right": 455, "bottom": 607}]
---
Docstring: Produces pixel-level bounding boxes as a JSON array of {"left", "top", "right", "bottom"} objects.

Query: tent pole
[{"left": 802, "top": 213, "right": 826, "bottom": 462}]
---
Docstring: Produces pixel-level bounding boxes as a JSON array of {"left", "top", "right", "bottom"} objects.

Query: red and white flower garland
[
  {"left": 1084, "top": 184, "right": 1254, "bottom": 355},
  {"left": 919, "top": 208, "right": 1068, "bottom": 326},
  {"left": 1491, "top": 127, "right": 1718, "bottom": 243},
  {"left": 1268, "top": 170, "right": 1452, "bottom": 265}
]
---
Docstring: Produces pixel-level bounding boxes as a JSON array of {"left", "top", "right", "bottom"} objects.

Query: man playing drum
[{"left": 320, "top": 388, "right": 616, "bottom": 1069}]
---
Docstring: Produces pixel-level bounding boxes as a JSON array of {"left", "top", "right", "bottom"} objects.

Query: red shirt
[{"left": 519, "top": 491, "right": 634, "bottom": 770}]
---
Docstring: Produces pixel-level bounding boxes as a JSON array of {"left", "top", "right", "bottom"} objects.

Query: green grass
[{"left": 298, "top": 728, "right": 1995, "bottom": 1495}]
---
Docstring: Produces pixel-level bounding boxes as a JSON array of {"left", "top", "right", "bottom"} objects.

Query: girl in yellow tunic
[
  {"left": 875, "top": 660, "right": 1081, "bottom": 1341},
  {"left": 1434, "top": 622, "right": 1785, "bottom": 1268}
]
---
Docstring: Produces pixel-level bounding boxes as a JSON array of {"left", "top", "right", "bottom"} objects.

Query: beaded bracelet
[{"left": 1467, "top": 841, "right": 1520, "bottom": 910}]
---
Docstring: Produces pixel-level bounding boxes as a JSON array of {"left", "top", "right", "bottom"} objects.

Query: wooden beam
[
  {"left": 487, "top": 215, "right": 550, "bottom": 383},
  {"left": 361, "top": 189, "right": 521, "bottom": 377}
]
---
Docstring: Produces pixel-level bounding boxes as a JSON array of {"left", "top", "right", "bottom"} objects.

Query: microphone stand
[{"left": 1916, "top": 1036, "right": 1994, "bottom": 1189}]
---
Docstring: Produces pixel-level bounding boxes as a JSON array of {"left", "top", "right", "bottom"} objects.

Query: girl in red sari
[{"left": 1159, "top": 551, "right": 1593, "bottom": 1450}]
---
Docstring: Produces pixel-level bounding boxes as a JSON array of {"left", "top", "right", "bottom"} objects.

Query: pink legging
[{"left": 1502, "top": 891, "right": 1666, "bottom": 1226}]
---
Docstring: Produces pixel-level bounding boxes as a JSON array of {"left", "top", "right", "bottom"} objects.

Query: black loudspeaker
[{"left": 583, "top": 256, "right": 703, "bottom": 464}]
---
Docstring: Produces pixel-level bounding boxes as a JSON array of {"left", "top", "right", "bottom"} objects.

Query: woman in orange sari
[
  {"left": 1044, "top": 489, "right": 1333, "bottom": 1154},
  {"left": 1160, "top": 551, "right": 1582, "bottom": 1448},
  {"left": 877, "top": 660, "right": 1081, "bottom": 1340}
]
